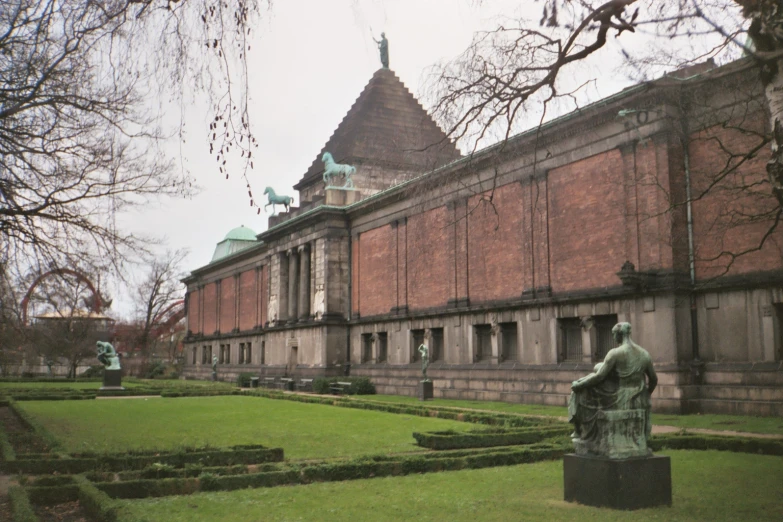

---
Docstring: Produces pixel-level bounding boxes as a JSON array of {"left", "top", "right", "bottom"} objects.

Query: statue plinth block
[
  {"left": 563, "top": 454, "right": 672, "bottom": 510},
  {"left": 418, "top": 380, "right": 433, "bottom": 401},
  {"left": 100, "top": 369, "right": 124, "bottom": 391},
  {"left": 325, "top": 187, "right": 361, "bottom": 207}
]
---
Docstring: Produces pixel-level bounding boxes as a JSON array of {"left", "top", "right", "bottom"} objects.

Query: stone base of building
[
  {"left": 418, "top": 380, "right": 433, "bottom": 401},
  {"left": 563, "top": 453, "right": 672, "bottom": 510},
  {"left": 100, "top": 369, "right": 124, "bottom": 391}
]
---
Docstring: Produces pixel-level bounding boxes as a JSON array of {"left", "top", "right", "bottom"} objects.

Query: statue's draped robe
[{"left": 568, "top": 346, "right": 653, "bottom": 448}]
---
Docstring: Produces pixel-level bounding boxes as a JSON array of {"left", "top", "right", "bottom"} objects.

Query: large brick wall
[
  {"left": 202, "top": 282, "right": 217, "bottom": 334},
  {"left": 238, "top": 270, "right": 256, "bottom": 331},
  {"left": 548, "top": 149, "right": 631, "bottom": 292},
  {"left": 407, "top": 206, "right": 453, "bottom": 311},
  {"left": 358, "top": 225, "right": 397, "bottom": 316},
  {"left": 219, "top": 276, "right": 236, "bottom": 333},
  {"left": 187, "top": 289, "right": 200, "bottom": 334},
  {"left": 689, "top": 120, "right": 783, "bottom": 279},
  {"left": 467, "top": 182, "right": 525, "bottom": 302}
]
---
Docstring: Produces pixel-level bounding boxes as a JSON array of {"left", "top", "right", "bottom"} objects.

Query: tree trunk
[{"left": 766, "top": 59, "right": 783, "bottom": 207}]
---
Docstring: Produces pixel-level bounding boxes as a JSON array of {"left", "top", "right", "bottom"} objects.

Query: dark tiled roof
[{"left": 294, "top": 68, "right": 461, "bottom": 189}]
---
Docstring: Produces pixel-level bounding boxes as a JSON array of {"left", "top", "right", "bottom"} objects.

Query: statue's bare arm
[{"left": 572, "top": 352, "right": 616, "bottom": 390}]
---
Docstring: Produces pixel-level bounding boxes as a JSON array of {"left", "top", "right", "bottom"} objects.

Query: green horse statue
[
  {"left": 322, "top": 152, "right": 355, "bottom": 189},
  {"left": 263, "top": 187, "right": 294, "bottom": 215}
]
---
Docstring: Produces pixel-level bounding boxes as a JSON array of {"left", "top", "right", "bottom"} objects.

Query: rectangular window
[
  {"left": 500, "top": 322, "right": 518, "bottom": 362},
  {"left": 474, "top": 325, "right": 492, "bottom": 362},
  {"left": 411, "top": 329, "right": 425, "bottom": 361},
  {"left": 245, "top": 342, "right": 252, "bottom": 364},
  {"left": 361, "top": 333, "right": 373, "bottom": 363},
  {"left": 238, "top": 343, "right": 245, "bottom": 364},
  {"left": 192, "top": 346, "right": 197, "bottom": 365},
  {"left": 201, "top": 345, "right": 208, "bottom": 364},
  {"left": 559, "top": 318, "right": 583, "bottom": 362},
  {"left": 377, "top": 332, "right": 388, "bottom": 363},
  {"left": 430, "top": 328, "right": 444, "bottom": 362},
  {"left": 218, "top": 344, "right": 225, "bottom": 364},
  {"left": 593, "top": 315, "right": 618, "bottom": 362}
]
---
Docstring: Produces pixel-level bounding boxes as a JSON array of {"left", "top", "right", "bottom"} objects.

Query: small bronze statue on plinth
[
  {"left": 417, "top": 343, "right": 433, "bottom": 401},
  {"left": 97, "top": 341, "right": 123, "bottom": 390},
  {"left": 563, "top": 322, "right": 671, "bottom": 510}
]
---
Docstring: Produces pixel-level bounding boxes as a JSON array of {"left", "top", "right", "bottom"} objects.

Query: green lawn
[
  {"left": 367, "top": 394, "right": 783, "bottom": 435},
  {"left": 17, "top": 396, "right": 474, "bottom": 460},
  {"left": 119, "top": 450, "right": 783, "bottom": 522},
  {"left": 651, "top": 413, "right": 783, "bottom": 435}
]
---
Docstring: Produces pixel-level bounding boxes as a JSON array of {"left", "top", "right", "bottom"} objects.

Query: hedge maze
[{"left": 2, "top": 381, "right": 782, "bottom": 522}]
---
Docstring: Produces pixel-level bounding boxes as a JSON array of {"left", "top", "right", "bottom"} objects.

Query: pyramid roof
[{"left": 294, "top": 68, "right": 460, "bottom": 190}]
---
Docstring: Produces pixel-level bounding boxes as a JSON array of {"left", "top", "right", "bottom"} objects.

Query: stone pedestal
[
  {"left": 212, "top": 371, "right": 217, "bottom": 382},
  {"left": 418, "top": 380, "right": 433, "bottom": 401},
  {"left": 325, "top": 187, "right": 361, "bottom": 207},
  {"left": 563, "top": 454, "right": 672, "bottom": 510},
  {"left": 100, "top": 369, "right": 124, "bottom": 391}
]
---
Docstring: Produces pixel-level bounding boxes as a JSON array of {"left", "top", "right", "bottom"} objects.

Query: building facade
[{"left": 182, "top": 60, "right": 783, "bottom": 416}]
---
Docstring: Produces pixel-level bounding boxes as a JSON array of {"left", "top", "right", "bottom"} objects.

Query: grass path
[{"left": 120, "top": 450, "right": 783, "bottom": 522}]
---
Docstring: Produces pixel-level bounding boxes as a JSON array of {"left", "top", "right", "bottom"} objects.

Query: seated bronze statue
[{"left": 568, "top": 322, "right": 658, "bottom": 459}]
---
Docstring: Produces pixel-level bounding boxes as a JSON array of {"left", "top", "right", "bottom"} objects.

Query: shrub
[
  {"left": 312, "top": 377, "right": 376, "bottom": 395},
  {"left": 236, "top": 372, "right": 254, "bottom": 387},
  {"left": 144, "top": 361, "right": 167, "bottom": 379}
]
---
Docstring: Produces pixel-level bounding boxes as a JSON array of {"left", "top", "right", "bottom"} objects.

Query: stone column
[
  {"left": 287, "top": 248, "right": 299, "bottom": 323},
  {"left": 298, "top": 243, "right": 311, "bottom": 321}
]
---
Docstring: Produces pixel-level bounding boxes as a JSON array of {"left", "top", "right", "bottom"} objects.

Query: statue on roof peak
[{"left": 373, "top": 32, "right": 389, "bottom": 69}]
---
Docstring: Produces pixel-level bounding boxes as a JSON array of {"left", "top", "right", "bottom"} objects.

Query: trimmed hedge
[
  {"left": 0, "top": 378, "right": 101, "bottom": 383},
  {"left": 412, "top": 425, "right": 572, "bottom": 450},
  {"left": 75, "top": 475, "right": 119, "bottom": 522},
  {"left": 117, "top": 462, "right": 265, "bottom": 481},
  {"left": 0, "top": 422, "right": 15, "bottom": 461},
  {"left": 161, "top": 389, "right": 243, "bottom": 398},
  {"left": 2, "top": 445, "right": 284, "bottom": 474},
  {"left": 8, "top": 486, "right": 38, "bottom": 522},
  {"left": 92, "top": 444, "right": 567, "bottom": 499},
  {"left": 312, "top": 377, "right": 376, "bottom": 395},
  {"left": 650, "top": 433, "right": 783, "bottom": 456},
  {"left": 26, "top": 484, "right": 79, "bottom": 506},
  {"left": 97, "top": 477, "right": 200, "bottom": 499}
]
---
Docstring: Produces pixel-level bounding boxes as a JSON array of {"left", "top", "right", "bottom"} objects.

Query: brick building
[{"left": 182, "top": 59, "right": 783, "bottom": 416}]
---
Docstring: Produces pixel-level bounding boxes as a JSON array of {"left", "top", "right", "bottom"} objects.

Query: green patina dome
[
  {"left": 223, "top": 225, "right": 256, "bottom": 241},
  {"left": 211, "top": 225, "right": 259, "bottom": 262}
]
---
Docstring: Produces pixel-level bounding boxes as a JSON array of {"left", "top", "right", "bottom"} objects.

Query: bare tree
[
  {"left": 0, "top": 1, "right": 265, "bottom": 276},
  {"left": 133, "top": 249, "right": 187, "bottom": 360},
  {"left": 0, "top": 264, "right": 24, "bottom": 375},
  {"left": 427, "top": 0, "right": 782, "bottom": 271},
  {"left": 26, "top": 269, "right": 110, "bottom": 377}
]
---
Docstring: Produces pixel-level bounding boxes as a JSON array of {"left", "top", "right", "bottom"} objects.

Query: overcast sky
[{"left": 109, "top": 0, "right": 728, "bottom": 318}]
